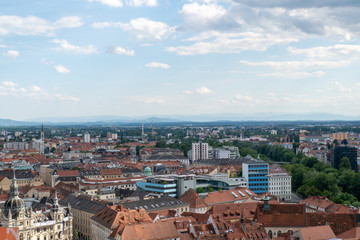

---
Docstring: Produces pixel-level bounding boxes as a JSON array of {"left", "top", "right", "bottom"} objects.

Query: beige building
[
  {"left": 0, "top": 176, "right": 12, "bottom": 191},
  {"left": 0, "top": 172, "right": 73, "bottom": 240},
  {"left": 60, "top": 194, "right": 108, "bottom": 240},
  {"left": 332, "top": 132, "right": 348, "bottom": 142}
]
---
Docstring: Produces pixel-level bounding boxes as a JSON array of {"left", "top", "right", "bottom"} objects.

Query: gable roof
[
  {"left": 204, "top": 187, "right": 256, "bottom": 206},
  {"left": 179, "top": 188, "right": 207, "bottom": 209},
  {"left": 113, "top": 221, "right": 180, "bottom": 240},
  {"left": 299, "top": 225, "right": 336, "bottom": 240},
  {"left": 91, "top": 205, "right": 153, "bottom": 230}
]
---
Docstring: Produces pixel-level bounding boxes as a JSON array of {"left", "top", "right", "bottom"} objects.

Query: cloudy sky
[{"left": 1, "top": 0, "right": 360, "bottom": 120}]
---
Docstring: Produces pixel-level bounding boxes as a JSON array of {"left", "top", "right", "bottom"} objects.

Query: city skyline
[{"left": 1, "top": 0, "right": 360, "bottom": 120}]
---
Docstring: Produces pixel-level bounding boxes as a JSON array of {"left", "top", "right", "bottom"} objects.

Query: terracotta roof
[
  {"left": 204, "top": 187, "right": 256, "bottom": 206},
  {"left": 208, "top": 202, "right": 258, "bottom": 221},
  {"left": 299, "top": 225, "right": 336, "bottom": 240},
  {"left": 336, "top": 227, "right": 360, "bottom": 239},
  {"left": 306, "top": 212, "right": 357, "bottom": 235},
  {"left": 113, "top": 221, "right": 180, "bottom": 240},
  {"left": 255, "top": 203, "right": 306, "bottom": 227},
  {"left": 301, "top": 196, "right": 334, "bottom": 210},
  {"left": 100, "top": 168, "right": 122, "bottom": 175},
  {"left": 179, "top": 189, "right": 207, "bottom": 209},
  {"left": 57, "top": 170, "right": 79, "bottom": 177},
  {"left": 91, "top": 205, "right": 153, "bottom": 230}
]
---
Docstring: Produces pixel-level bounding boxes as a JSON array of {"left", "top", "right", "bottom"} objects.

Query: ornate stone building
[{"left": 0, "top": 171, "right": 73, "bottom": 240}]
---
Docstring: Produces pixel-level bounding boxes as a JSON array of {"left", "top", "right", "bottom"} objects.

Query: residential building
[
  {"left": 91, "top": 205, "right": 180, "bottom": 240},
  {"left": 84, "top": 132, "right": 90, "bottom": 143},
  {"left": 178, "top": 189, "right": 207, "bottom": 213},
  {"left": 190, "top": 142, "right": 209, "bottom": 161},
  {"left": 332, "top": 132, "right": 348, "bottom": 142},
  {"left": 59, "top": 194, "right": 108, "bottom": 240},
  {"left": 267, "top": 164, "right": 291, "bottom": 201}
]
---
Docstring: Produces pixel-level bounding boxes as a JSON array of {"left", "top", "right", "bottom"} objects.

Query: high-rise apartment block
[
  {"left": 191, "top": 142, "right": 209, "bottom": 161},
  {"left": 84, "top": 132, "right": 90, "bottom": 143}
]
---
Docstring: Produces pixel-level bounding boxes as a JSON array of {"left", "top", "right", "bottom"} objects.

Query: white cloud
[
  {"left": 41, "top": 58, "right": 54, "bottom": 65},
  {"left": 93, "top": 18, "right": 175, "bottom": 40},
  {"left": 234, "top": 94, "right": 255, "bottom": 102},
  {"left": 0, "top": 15, "right": 83, "bottom": 36},
  {"left": 0, "top": 81, "right": 79, "bottom": 101},
  {"left": 54, "top": 65, "right": 71, "bottom": 74},
  {"left": 88, "top": 0, "right": 123, "bottom": 7},
  {"left": 183, "top": 90, "right": 193, "bottom": 94},
  {"left": 196, "top": 87, "right": 213, "bottom": 95},
  {"left": 88, "top": 0, "right": 157, "bottom": 7},
  {"left": 239, "top": 60, "right": 350, "bottom": 70},
  {"left": 167, "top": 32, "right": 297, "bottom": 55},
  {"left": 2, "top": 50, "right": 19, "bottom": 59},
  {"left": 126, "top": 0, "right": 157, "bottom": 7},
  {"left": 335, "top": 81, "right": 351, "bottom": 92},
  {"left": 145, "top": 62, "right": 170, "bottom": 69},
  {"left": 54, "top": 94, "right": 80, "bottom": 102},
  {"left": 52, "top": 39, "right": 98, "bottom": 54},
  {"left": 112, "top": 46, "right": 135, "bottom": 56},
  {"left": 3, "top": 81, "right": 17, "bottom": 87},
  {"left": 288, "top": 44, "right": 360, "bottom": 60},
  {"left": 180, "top": 2, "right": 227, "bottom": 29},
  {"left": 259, "top": 71, "right": 325, "bottom": 78}
]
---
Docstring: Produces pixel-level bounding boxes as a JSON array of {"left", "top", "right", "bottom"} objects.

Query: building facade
[
  {"left": 0, "top": 172, "right": 73, "bottom": 240},
  {"left": 268, "top": 164, "right": 292, "bottom": 201},
  {"left": 242, "top": 160, "right": 269, "bottom": 195},
  {"left": 191, "top": 142, "right": 209, "bottom": 161},
  {"left": 331, "top": 145, "right": 358, "bottom": 172}
]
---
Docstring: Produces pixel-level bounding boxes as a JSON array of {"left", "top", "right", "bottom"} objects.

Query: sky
[{"left": 1, "top": 0, "right": 360, "bottom": 121}]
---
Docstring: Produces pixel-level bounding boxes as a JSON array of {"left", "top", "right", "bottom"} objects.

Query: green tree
[
  {"left": 339, "top": 157, "right": 351, "bottom": 170},
  {"left": 196, "top": 187, "right": 205, "bottom": 193}
]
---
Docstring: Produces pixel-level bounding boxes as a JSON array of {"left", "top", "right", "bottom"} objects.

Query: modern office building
[
  {"left": 331, "top": 145, "right": 358, "bottom": 172},
  {"left": 136, "top": 174, "right": 197, "bottom": 197},
  {"left": 242, "top": 158, "right": 269, "bottom": 194}
]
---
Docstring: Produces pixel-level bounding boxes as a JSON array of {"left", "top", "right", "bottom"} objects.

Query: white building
[
  {"left": 84, "top": 132, "right": 90, "bottom": 143},
  {"left": 0, "top": 171, "right": 73, "bottom": 240},
  {"left": 268, "top": 164, "right": 292, "bottom": 201},
  {"left": 190, "top": 142, "right": 209, "bottom": 161},
  {"left": 213, "top": 148, "right": 231, "bottom": 159}
]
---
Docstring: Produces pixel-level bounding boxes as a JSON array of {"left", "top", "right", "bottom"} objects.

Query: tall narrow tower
[
  {"left": 41, "top": 124, "right": 44, "bottom": 142},
  {"left": 40, "top": 124, "right": 45, "bottom": 155},
  {"left": 142, "top": 122, "right": 144, "bottom": 136}
]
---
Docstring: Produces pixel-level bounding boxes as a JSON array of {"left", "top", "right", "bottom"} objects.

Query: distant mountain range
[{"left": 1, "top": 112, "right": 360, "bottom": 126}]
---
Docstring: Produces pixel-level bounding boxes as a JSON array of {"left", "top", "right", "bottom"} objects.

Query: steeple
[
  {"left": 4, "top": 168, "right": 25, "bottom": 219},
  {"left": 52, "top": 190, "right": 59, "bottom": 212},
  {"left": 10, "top": 168, "right": 19, "bottom": 197},
  {"left": 41, "top": 124, "right": 44, "bottom": 141}
]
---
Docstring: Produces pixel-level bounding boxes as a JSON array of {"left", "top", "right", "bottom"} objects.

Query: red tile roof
[
  {"left": 179, "top": 189, "right": 207, "bottom": 209},
  {"left": 299, "top": 225, "right": 336, "bottom": 240}
]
